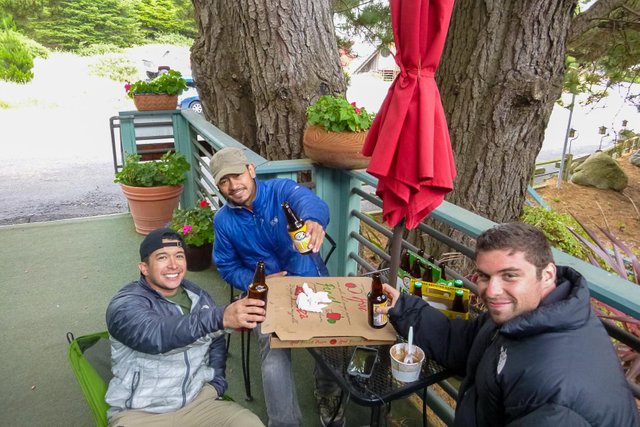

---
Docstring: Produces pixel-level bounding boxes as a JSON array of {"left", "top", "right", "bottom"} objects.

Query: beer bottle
[
  {"left": 453, "top": 279, "right": 464, "bottom": 288},
  {"left": 421, "top": 264, "right": 434, "bottom": 283},
  {"left": 248, "top": 261, "right": 269, "bottom": 322},
  {"left": 451, "top": 289, "right": 466, "bottom": 313},
  {"left": 413, "top": 281, "right": 423, "bottom": 298},
  {"left": 417, "top": 249, "right": 425, "bottom": 258},
  {"left": 427, "top": 255, "right": 436, "bottom": 265},
  {"left": 438, "top": 261, "right": 447, "bottom": 281},
  {"left": 410, "top": 258, "right": 422, "bottom": 279},
  {"left": 400, "top": 250, "right": 411, "bottom": 273},
  {"left": 282, "top": 201, "right": 311, "bottom": 255},
  {"left": 367, "top": 273, "right": 388, "bottom": 328}
]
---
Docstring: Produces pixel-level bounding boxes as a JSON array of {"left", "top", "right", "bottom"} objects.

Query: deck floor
[{"left": 0, "top": 214, "right": 424, "bottom": 426}]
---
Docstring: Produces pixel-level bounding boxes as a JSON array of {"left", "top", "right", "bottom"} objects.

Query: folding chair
[
  {"left": 66, "top": 331, "right": 111, "bottom": 427},
  {"left": 230, "top": 233, "right": 337, "bottom": 401}
]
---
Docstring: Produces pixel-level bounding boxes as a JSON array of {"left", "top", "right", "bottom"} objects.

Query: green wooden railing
[{"left": 117, "top": 109, "right": 640, "bottom": 422}]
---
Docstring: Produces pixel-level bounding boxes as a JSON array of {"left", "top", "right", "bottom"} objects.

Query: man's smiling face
[
  {"left": 475, "top": 249, "right": 556, "bottom": 325},
  {"left": 217, "top": 164, "right": 257, "bottom": 208},
  {"left": 138, "top": 240, "right": 186, "bottom": 296}
]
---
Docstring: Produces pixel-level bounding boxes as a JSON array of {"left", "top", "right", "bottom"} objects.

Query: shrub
[
  {"left": 520, "top": 205, "right": 590, "bottom": 260},
  {"left": 150, "top": 33, "right": 193, "bottom": 47},
  {"left": 76, "top": 43, "right": 123, "bottom": 57},
  {"left": 13, "top": 32, "right": 49, "bottom": 59},
  {"left": 0, "top": 30, "right": 34, "bottom": 83},
  {"left": 89, "top": 55, "right": 138, "bottom": 82}
]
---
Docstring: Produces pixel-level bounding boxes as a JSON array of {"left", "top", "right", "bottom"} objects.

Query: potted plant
[
  {"left": 169, "top": 199, "right": 215, "bottom": 271},
  {"left": 114, "top": 150, "right": 190, "bottom": 235},
  {"left": 125, "top": 70, "right": 188, "bottom": 111},
  {"left": 303, "top": 95, "right": 375, "bottom": 169}
]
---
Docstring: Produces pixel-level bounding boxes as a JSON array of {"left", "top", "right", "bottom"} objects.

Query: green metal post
[
  {"left": 314, "top": 166, "right": 359, "bottom": 276},
  {"left": 173, "top": 113, "right": 197, "bottom": 208}
]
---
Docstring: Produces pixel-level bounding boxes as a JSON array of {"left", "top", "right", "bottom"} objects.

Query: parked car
[{"left": 178, "top": 77, "right": 203, "bottom": 114}]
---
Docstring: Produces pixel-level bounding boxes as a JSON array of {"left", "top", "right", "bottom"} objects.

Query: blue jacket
[
  {"left": 214, "top": 178, "right": 330, "bottom": 291},
  {"left": 390, "top": 266, "right": 639, "bottom": 426},
  {"left": 105, "top": 276, "right": 228, "bottom": 417}
]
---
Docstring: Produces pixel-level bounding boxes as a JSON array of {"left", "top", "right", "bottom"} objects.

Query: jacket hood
[{"left": 499, "top": 266, "right": 592, "bottom": 338}]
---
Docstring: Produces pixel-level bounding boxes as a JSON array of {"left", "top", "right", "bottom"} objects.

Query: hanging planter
[
  {"left": 303, "top": 125, "right": 370, "bottom": 169},
  {"left": 304, "top": 96, "right": 373, "bottom": 169},
  {"left": 133, "top": 94, "right": 178, "bottom": 111}
]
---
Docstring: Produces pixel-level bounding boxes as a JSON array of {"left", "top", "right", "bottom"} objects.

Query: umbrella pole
[{"left": 389, "top": 220, "right": 405, "bottom": 290}]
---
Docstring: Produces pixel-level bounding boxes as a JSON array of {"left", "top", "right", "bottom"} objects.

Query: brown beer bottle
[
  {"left": 410, "top": 258, "right": 422, "bottom": 279},
  {"left": 248, "top": 261, "right": 269, "bottom": 322},
  {"left": 413, "top": 281, "right": 423, "bottom": 298},
  {"left": 427, "top": 255, "right": 436, "bottom": 265},
  {"left": 400, "top": 250, "right": 411, "bottom": 272},
  {"left": 438, "top": 261, "right": 447, "bottom": 281},
  {"left": 451, "top": 289, "right": 466, "bottom": 313},
  {"left": 417, "top": 249, "right": 425, "bottom": 258},
  {"left": 422, "top": 264, "right": 434, "bottom": 283},
  {"left": 282, "top": 201, "right": 312, "bottom": 255},
  {"left": 367, "top": 273, "right": 388, "bottom": 328}
]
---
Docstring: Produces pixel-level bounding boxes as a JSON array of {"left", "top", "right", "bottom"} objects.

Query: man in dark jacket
[
  {"left": 105, "top": 228, "right": 265, "bottom": 426},
  {"left": 210, "top": 147, "right": 343, "bottom": 427},
  {"left": 378, "top": 222, "right": 639, "bottom": 426}
]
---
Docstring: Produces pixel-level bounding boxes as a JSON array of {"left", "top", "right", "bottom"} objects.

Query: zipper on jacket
[
  {"left": 125, "top": 371, "right": 140, "bottom": 409},
  {"left": 181, "top": 351, "right": 190, "bottom": 408}
]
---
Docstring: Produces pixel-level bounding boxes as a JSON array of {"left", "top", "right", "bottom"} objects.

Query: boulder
[
  {"left": 570, "top": 151, "right": 628, "bottom": 191},
  {"left": 630, "top": 149, "right": 640, "bottom": 167}
]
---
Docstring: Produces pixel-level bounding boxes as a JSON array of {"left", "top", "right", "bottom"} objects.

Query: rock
[
  {"left": 570, "top": 152, "right": 628, "bottom": 191},
  {"left": 630, "top": 150, "right": 640, "bottom": 167}
]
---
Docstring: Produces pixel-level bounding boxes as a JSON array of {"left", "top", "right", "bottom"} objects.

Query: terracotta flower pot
[
  {"left": 120, "top": 184, "right": 183, "bottom": 235},
  {"left": 303, "top": 125, "right": 370, "bottom": 169},
  {"left": 185, "top": 242, "right": 213, "bottom": 271},
  {"left": 133, "top": 94, "right": 178, "bottom": 111}
]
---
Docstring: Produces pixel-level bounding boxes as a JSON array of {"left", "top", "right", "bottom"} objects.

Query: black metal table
[{"left": 307, "top": 344, "right": 452, "bottom": 426}]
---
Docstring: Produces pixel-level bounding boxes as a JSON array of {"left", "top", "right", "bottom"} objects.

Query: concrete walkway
[{"left": 0, "top": 214, "right": 423, "bottom": 426}]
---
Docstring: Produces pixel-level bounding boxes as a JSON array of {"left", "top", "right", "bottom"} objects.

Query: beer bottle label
[
  {"left": 372, "top": 302, "right": 389, "bottom": 327},
  {"left": 289, "top": 223, "right": 312, "bottom": 253}
]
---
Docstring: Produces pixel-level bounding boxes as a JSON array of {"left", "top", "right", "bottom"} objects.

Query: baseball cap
[
  {"left": 139, "top": 228, "right": 185, "bottom": 260},
  {"left": 210, "top": 147, "right": 249, "bottom": 185}
]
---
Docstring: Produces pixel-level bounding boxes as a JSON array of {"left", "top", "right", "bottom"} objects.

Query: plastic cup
[{"left": 390, "top": 343, "right": 425, "bottom": 383}]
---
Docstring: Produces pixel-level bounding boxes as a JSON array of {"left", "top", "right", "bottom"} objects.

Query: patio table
[{"left": 307, "top": 344, "right": 452, "bottom": 427}]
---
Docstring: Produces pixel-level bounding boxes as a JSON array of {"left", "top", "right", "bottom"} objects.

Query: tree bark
[
  {"left": 437, "top": 0, "right": 577, "bottom": 223},
  {"left": 191, "top": 0, "right": 345, "bottom": 160}
]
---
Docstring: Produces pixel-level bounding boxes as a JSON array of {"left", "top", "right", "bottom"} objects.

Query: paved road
[{"left": 0, "top": 106, "right": 128, "bottom": 226}]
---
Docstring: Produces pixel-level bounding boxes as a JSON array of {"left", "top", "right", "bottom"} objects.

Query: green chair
[
  {"left": 67, "top": 330, "right": 235, "bottom": 427},
  {"left": 66, "top": 331, "right": 111, "bottom": 427}
]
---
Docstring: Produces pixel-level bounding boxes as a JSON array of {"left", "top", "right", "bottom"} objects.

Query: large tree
[
  {"left": 191, "top": 0, "right": 345, "bottom": 160},
  {"left": 192, "top": 0, "right": 639, "bottom": 222}
]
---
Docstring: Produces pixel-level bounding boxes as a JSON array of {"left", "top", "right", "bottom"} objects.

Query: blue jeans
[{"left": 255, "top": 325, "right": 339, "bottom": 427}]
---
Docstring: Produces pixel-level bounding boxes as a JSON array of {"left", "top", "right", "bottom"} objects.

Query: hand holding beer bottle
[
  {"left": 282, "top": 201, "right": 325, "bottom": 253},
  {"left": 247, "top": 260, "right": 269, "bottom": 323}
]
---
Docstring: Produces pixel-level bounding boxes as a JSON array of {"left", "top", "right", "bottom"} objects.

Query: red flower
[
  {"left": 351, "top": 102, "right": 361, "bottom": 114},
  {"left": 199, "top": 199, "right": 209, "bottom": 208}
]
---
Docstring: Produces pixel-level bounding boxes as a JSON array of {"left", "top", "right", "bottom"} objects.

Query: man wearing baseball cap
[
  {"left": 105, "top": 228, "right": 264, "bottom": 426},
  {"left": 210, "top": 147, "right": 344, "bottom": 427}
]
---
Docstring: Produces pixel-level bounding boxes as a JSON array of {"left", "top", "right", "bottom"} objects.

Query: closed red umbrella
[{"left": 362, "top": 0, "right": 456, "bottom": 282}]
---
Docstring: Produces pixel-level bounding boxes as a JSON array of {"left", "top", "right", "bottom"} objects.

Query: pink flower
[
  {"left": 199, "top": 200, "right": 209, "bottom": 208},
  {"left": 182, "top": 225, "right": 193, "bottom": 235},
  {"left": 124, "top": 82, "right": 132, "bottom": 92},
  {"left": 351, "top": 102, "right": 361, "bottom": 114}
]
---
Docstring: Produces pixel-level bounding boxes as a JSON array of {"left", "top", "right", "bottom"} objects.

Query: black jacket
[{"left": 390, "top": 266, "right": 639, "bottom": 426}]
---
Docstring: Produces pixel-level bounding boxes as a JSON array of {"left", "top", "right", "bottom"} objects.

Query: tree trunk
[
  {"left": 437, "top": 0, "right": 577, "bottom": 223},
  {"left": 191, "top": 0, "right": 345, "bottom": 160}
]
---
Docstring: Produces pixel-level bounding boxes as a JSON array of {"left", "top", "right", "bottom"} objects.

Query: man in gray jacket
[{"left": 105, "top": 228, "right": 265, "bottom": 426}]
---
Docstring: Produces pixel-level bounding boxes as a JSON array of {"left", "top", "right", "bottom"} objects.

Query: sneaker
[{"left": 315, "top": 389, "right": 346, "bottom": 427}]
